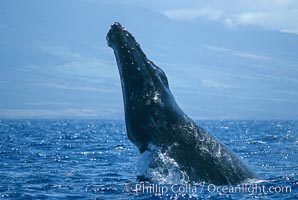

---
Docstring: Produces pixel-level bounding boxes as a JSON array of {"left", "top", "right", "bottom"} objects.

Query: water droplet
[{"left": 153, "top": 92, "right": 159, "bottom": 102}]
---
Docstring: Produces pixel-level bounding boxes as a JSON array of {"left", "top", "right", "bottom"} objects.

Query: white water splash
[{"left": 136, "top": 144, "right": 189, "bottom": 184}]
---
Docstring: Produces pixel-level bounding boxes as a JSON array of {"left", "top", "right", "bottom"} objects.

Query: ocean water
[{"left": 0, "top": 119, "right": 297, "bottom": 199}]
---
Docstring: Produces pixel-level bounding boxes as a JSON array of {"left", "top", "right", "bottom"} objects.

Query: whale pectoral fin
[{"left": 150, "top": 62, "right": 169, "bottom": 88}]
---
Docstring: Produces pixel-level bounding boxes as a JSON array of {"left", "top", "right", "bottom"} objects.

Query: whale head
[
  {"left": 107, "top": 22, "right": 169, "bottom": 89},
  {"left": 107, "top": 22, "right": 176, "bottom": 152}
]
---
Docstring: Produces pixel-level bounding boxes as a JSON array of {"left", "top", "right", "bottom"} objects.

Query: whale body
[{"left": 106, "top": 22, "right": 256, "bottom": 185}]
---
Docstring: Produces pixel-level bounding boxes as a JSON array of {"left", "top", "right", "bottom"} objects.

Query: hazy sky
[{"left": 0, "top": 0, "right": 298, "bottom": 119}]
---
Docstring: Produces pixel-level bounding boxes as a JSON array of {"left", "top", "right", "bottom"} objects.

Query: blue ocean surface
[{"left": 0, "top": 119, "right": 297, "bottom": 199}]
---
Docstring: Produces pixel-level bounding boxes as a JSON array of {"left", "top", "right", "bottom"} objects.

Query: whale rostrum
[{"left": 106, "top": 22, "right": 257, "bottom": 185}]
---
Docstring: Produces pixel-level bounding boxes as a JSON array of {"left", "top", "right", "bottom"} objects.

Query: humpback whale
[{"left": 106, "top": 22, "right": 256, "bottom": 185}]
